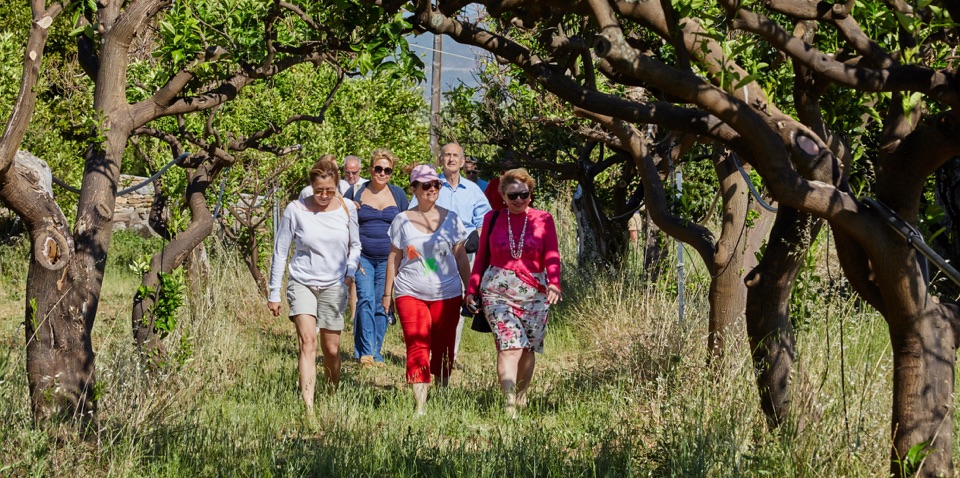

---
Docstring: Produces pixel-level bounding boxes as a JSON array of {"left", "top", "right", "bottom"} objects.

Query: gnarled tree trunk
[
  {"left": 572, "top": 183, "right": 628, "bottom": 270},
  {"left": 24, "top": 127, "right": 129, "bottom": 422},
  {"left": 706, "top": 150, "right": 752, "bottom": 358},
  {"left": 744, "top": 207, "right": 821, "bottom": 428},
  {"left": 132, "top": 161, "right": 217, "bottom": 358}
]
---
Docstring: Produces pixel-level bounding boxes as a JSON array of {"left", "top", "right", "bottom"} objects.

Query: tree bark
[
  {"left": 132, "top": 163, "right": 216, "bottom": 357},
  {"left": 744, "top": 206, "right": 820, "bottom": 428},
  {"left": 707, "top": 150, "right": 751, "bottom": 359},
  {"left": 572, "top": 172, "right": 628, "bottom": 270},
  {"left": 24, "top": 252, "right": 97, "bottom": 425},
  {"left": 241, "top": 232, "right": 268, "bottom": 299},
  {"left": 888, "top": 303, "right": 959, "bottom": 477},
  {"left": 23, "top": 125, "right": 128, "bottom": 422},
  {"left": 642, "top": 208, "right": 668, "bottom": 281}
]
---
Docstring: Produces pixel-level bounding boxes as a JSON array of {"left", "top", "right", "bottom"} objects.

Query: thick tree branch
[
  {"left": 409, "top": 8, "right": 747, "bottom": 150},
  {"left": 731, "top": 10, "right": 959, "bottom": 108},
  {"left": 578, "top": 108, "right": 718, "bottom": 274},
  {"left": 133, "top": 49, "right": 337, "bottom": 127},
  {"left": 0, "top": 1, "right": 66, "bottom": 175}
]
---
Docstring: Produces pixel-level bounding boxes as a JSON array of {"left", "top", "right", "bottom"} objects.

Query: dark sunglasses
[
  {"left": 418, "top": 181, "right": 442, "bottom": 191},
  {"left": 464, "top": 170, "right": 479, "bottom": 175},
  {"left": 373, "top": 165, "right": 393, "bottom": 175},
  {"left": 506, "top": 191, "right": 530, "bottom": 200}
]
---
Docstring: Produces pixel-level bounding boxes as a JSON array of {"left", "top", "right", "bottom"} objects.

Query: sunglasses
[
  {"left": 343, "top": 169, "right": 361, "bottom": 176},
  {"left": 464, "top": 170, "right": 479, "bottom": 176},
  {"left": 373, "top": 165, "right": 393, "bottom": 175},
  {"left": 313, "top": 188, "right": 338, "bottom": 196},
  {"left": 418, "top": 181, "right": 442, "bottom": 191},
  {"left": 506, "top": 191, "right": 530, "bottom": 200}
]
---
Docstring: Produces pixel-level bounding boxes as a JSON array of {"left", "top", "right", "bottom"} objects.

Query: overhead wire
[{"left": 50, "top": 152, "right": 191, "bottom": 196}]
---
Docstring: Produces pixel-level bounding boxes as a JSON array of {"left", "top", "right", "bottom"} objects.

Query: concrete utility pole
[{"left": 430, "top": 34, "right": 442, "bottom": 160}]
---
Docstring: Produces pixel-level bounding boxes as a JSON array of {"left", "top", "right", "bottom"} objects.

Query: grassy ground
[{"left": 0, "top": 222, "right": 948, "bottom": 477}]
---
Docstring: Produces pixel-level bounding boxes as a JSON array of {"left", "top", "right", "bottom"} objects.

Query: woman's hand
[
  {"left": 381, "top": 295, "right": 393, "bottom": 316},
  {"left": 344, "top": 275, "right": 355, "bottom": 287},
  {"left": 464, "top": 293, "right": 478, "bottom": 313},
  {"left": 268, "top": 301, "right": 282, "bottom": 317},
  {"left": 546, "top": 284, "right": 562, "bottom": 305}
]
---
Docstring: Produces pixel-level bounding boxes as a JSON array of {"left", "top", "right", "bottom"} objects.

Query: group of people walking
[{"left": 267, "top": 143, "right": 561, "bottom": 419}]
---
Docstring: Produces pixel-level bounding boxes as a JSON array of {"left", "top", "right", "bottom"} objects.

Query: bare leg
[
  {"left": 516, "top": 349, "right": 536, "bottom": 407},
  {"left": 293, "top": 315, "right": 319, "bottom": 412},
  {"left": 319, "top": 328, "right": 342, "bottom": 393},
  {"left": 348, "top": 281, "right": 358, "bottom": 322},
  {"left": 412, "top": 383, "right": 429, "bottom": 415},
  {"left": 497, "top": 348, "right": 522, "bottom": 417},
  {"left": 453, "top": 315, "right": 465, "bottom": 361},
  {"left": 452, "top": 254, "right": 475, "bottom": 362}
]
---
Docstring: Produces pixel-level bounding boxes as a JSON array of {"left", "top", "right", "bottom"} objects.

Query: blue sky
[{"left": 407, "top": 33, "right": 487, "bottom": 98}]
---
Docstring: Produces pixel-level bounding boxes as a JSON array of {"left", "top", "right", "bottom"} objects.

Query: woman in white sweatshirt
[{"left": 268, "top": 155, "right": 361, "bottom": 418}]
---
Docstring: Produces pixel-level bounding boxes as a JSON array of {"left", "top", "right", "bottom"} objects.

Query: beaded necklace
[{"left": 507, "top": 210, "right": 528, "bottom": 259}]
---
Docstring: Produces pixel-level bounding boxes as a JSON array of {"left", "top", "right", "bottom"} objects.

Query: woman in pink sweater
[{"left": 465, "top": 168, "right": 561, "bottom": 417}]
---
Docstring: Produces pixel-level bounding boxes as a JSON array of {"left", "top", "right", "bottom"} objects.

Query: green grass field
[{"left": 0, "top": 219, "right": 948, "bottom": 477}]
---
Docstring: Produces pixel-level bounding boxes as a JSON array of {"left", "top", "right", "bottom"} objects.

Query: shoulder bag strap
[
  {"left": 338, "top": 194, "right": 361, "bottom": 274},
  {"left": 486, "top": 209, "right": 501, "bottom": 257}
]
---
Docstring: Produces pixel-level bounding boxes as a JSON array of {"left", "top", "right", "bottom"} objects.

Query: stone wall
[
  {"left": 111, "top": 176, "right": 269, "bottom": 237},
  {"left": 1, "top": 155, "right": 265, "bottom": 238},
  {"left": 112, "top": 174, "right": 157, "bottom": 237}
]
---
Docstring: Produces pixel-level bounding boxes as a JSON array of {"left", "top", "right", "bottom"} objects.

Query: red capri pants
[{"left": 395, "top": 295, "right": 461, "bottom": 383}]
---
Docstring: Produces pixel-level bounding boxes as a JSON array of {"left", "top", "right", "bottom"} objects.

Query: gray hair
[{"left": 343, "top": 155, "right": 361, "bottom": 168}]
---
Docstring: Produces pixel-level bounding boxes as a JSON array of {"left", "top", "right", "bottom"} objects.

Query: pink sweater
[{"left": 466, "top": 208, "right": 561, "bottom": 296}]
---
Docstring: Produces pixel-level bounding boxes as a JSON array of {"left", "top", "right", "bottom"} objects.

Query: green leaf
[
  {"left": 902, "top": 91, "right": 924, "bottom": 115},
  {"left": 894, "top": 10, "right": 915, "bottom": 33},
  {"left": 733, "top": 73, "right": 762, "bottom": 90}
]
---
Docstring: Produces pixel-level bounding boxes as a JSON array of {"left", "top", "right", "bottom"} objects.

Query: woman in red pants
[{"left": 383, "top": 164, "right": 471, "bottom": 415}]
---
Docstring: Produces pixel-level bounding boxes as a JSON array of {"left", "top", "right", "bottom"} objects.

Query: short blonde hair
[
  {"left": 499, "top": 168, "right": 535, "bottom": 193},
  {"left": 370, "top": 148, "right": 396, "bottom": 167},
  {"left": 309, "top": 154, "right": 340, "bottom": 184}
]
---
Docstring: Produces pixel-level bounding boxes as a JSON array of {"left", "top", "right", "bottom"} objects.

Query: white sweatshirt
[{"left": 268, "top": 197, "right": 361, "bottom": 302}]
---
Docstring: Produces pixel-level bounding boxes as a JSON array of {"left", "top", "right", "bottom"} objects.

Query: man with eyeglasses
[
  {"left": 339, "top": 155, "right": 368, "bottom": 195},
  {"left": 462, "top": 157, "right": 488, "bottom": 192},
  {"left": 409, "top": 143, "right": 492, "bottom": 363}
]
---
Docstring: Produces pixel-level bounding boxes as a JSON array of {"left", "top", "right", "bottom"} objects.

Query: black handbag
[
  {"left": 463, "top": 229, "right": 481, "bottom": 254},
  {"left": 468, "top": 210, "right": 501, "bottom": 333},
  {"left": 469, "top": 298, "right": 491, "bottom": 332}
]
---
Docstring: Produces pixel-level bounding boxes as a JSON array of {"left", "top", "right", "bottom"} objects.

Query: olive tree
[
  {"left": 363, "top": 0, "right": 960, "bottom": 475},
  {"left": 0, "top": 0, "right": 419, "bottom": 425}
]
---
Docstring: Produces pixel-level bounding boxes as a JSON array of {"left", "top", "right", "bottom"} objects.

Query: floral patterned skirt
[{"left": 480, "top": 266, "right": 550, "bottom": 353}]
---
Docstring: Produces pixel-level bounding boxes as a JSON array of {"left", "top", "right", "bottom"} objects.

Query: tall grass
[{"left": 0, "top": 221, "right": 954, "bottom": 476}]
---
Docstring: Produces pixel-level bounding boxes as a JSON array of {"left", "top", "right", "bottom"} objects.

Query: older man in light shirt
[{"left": 409, "top": 143, "right": 492, "bottom": 361}]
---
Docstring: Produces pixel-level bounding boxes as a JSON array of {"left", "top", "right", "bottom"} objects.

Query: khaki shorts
[{"left": 286, "top": 280, "right": 347, "bottom": 331}]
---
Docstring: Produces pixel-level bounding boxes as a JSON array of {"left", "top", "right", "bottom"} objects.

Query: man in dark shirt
[{"left": 484, "top": 153, "right": 517, "bottom": 211}]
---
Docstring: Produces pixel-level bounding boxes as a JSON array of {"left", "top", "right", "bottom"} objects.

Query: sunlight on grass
[{"left": 0, "top": 226, "right": 956, "bottom": 477}]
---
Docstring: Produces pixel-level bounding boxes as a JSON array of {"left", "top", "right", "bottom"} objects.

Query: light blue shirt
[{"left": 409, "top": 174, "right": 491, "bottom": 233}]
